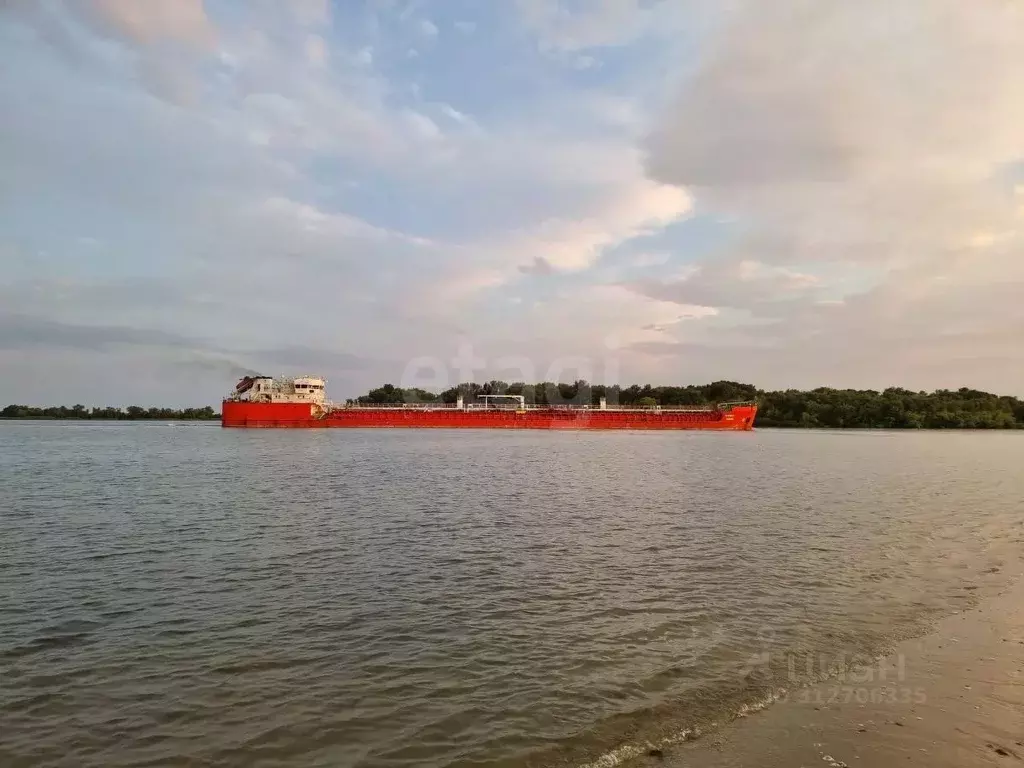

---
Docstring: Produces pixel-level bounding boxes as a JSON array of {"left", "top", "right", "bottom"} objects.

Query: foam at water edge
[
  {"left": 577, "top": 726, "right": 703, "bottom": 768},
  {"left": 577, "top": 688, "right": 789, "bottom": 768},
  {"left": 735, "top": 687, "right": 789, "bottom": 716}
]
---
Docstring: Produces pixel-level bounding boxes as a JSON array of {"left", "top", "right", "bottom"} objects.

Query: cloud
[
  {"left": 407, "top": 170, "right": 691, "bottom": 315},
  {"left": 512, "top": 180, "right": 690, "bottom": 272},
  {"left": 493, "top": 284, "right": 717, "bottom": 364},
  {"left": 256, "top": 196, "right": 428, "bottom": 244},
  {"left": 289, "top": 0, "right": 331, "bottom": 27},
  {"left": 2, "top": 0, "right": 706, "bottom": 403},
  {"left": 634, "top": 0, "right": 1024, "bottom": 390},
  {"left": 519, "top": 257, "right": 556, "bottom": 276},
  {"left": 625, "top": 260, "right": 821, "bottom": 312},
  {"left": 649, "top": 2, "right": 1024, "bottom": 186},
  {"left": 515, "top": 0, "right": 685, "bottom": 53},
  {"left": 0, "top": 312, "right": 375, "bottom": 400},
  {"left": 438, "top": 103, "right": 475, "bottom": 129},
  {"left": 646, "top": 0, "right": 1024, "bottom": 262},
  {"left": 87, "top": 0, "right": 215, "bottom": 48},
  {"left": 0, "top": 313, "right": 201, "bottom": 353},
  {"left": 1, "top": 0, "right": 218, "bottom": 106},
  {"left": 3, "top": 0, "right": 1023, "bottom": 406},
  {"left": 305, "top": 35, "right": 328, "bottom": 66}
]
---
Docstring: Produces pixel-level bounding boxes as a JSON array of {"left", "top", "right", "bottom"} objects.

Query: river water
[{"left": 1, "top": 424, "right": 1022, "bottom": 767}]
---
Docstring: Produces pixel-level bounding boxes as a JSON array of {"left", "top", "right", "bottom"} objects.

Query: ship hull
[{"left": 221, "top": 401, "right": 757, "bottom": 430}]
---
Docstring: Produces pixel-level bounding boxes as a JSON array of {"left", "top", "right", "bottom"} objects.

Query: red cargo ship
[{"left": 222, "top": 376, "right": 757, "bottom": 430}]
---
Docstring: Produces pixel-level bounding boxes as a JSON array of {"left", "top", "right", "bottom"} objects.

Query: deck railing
[{"left": 332, "top": 401, "right": 756, "bottom": 412}]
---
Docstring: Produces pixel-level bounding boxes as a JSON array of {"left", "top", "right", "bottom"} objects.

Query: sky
[{"left": 1, "top": 0, "right": 1023, "bottom": 406}]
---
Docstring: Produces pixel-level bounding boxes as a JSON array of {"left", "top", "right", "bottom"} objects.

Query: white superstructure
[{"left": 230, "top": 375, "right": 327, "bottom": 404}]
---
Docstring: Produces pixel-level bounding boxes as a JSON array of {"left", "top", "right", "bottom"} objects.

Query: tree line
[
  {"left": 5, "top": 383, "right": 1022, "bottom": 428},
  {"left": 354, "top": 380, "right": 758, "bottom": 407},
  {"left": 352, "top": 381, "right": 1024, "bottom": 429},
  {"left": 0, "top": 405, "right": 218, "bottom": 420}
]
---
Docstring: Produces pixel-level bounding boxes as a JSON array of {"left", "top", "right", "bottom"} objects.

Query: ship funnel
[
  {"left": 599, "top": 396, "right": 607, "bottom": 410},
  {"left": 456, "top": 394, "right": 464, "bottom": 409}
]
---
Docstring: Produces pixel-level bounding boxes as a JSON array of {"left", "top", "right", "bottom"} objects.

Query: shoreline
[
  {"left": 629, "top": 571, "right": 1024, "bottom": 767},
  {"left": 3, "top": 418, "right": 1024, "bottom": 432}
]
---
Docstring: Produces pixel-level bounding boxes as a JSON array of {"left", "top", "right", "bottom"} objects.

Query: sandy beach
[{"left": 640, "top": 572, "right": 1024, "bottom": 768}]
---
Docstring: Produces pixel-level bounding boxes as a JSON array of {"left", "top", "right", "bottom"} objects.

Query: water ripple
[{"left": 1, "top": 424, "right": 1022, "bottom": 767}]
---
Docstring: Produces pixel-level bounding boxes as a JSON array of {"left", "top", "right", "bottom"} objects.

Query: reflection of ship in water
[{"left": 222, "top": 375, "right": 758, "bottom": 430}]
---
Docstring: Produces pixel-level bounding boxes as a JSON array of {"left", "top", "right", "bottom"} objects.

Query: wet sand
[{"left": 644, "top": 572, "right": 1024, "bottom": 768}]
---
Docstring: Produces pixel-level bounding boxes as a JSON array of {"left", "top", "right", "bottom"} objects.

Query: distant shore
[
  {"left": 3, "top": 415, "right": 1024, "bottom": 429},
  {"left": 4, "top": 380, "right": 1024, "bottom": 428},
  {"left": 0, "top": 417, "right": 220, "bottom": 421},
  {"left": 4, "top": 416, "right": 1024, "bottom": 430},
  {"left": 0, "top": 406, "right": 218, "bottom": 420}
]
